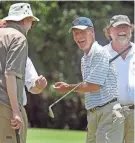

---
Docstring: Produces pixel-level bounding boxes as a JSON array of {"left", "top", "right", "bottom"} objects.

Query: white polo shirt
[
  {"left": 23, "top": 57, "right": 38, "bottom": 105},
  {"left": 104, "top": 42, "right": 135, "bottom": 105}
]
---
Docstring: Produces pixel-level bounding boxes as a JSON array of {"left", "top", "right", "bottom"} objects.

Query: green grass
[{"left": 27, "top": 128, "right": 86, "bottom": 143}]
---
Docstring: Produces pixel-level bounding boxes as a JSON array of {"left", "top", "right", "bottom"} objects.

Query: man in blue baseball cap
[{"left": 54, "top": 17, "right": 124, "bottom": 143}]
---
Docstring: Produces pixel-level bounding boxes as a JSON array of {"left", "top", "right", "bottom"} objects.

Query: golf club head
[{"left": 49, "top": 106, "right": 54, "bottom": 118}]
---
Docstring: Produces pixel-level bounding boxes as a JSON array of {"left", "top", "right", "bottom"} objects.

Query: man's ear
[
  {"left": 90, "top": 28, "right": 95, "bottom": 38},
  {"left": 131, "top": 24, "right": 134, "bottom": 33},
  {"left": 23, "top": 18, "right": 28, "bottom": 25}
]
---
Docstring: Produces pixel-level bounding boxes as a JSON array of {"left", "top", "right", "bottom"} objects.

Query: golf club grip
[
  {"left": 109, "top": 45, "right": 132, "bottom": 63},
  {"left": 15, "top": 129, "right": 20, "bottom": 143}
]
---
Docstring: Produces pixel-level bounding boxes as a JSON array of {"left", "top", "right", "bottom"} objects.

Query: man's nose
[{"left": 77, "top": 33, "right": 83, "bottom": 39}]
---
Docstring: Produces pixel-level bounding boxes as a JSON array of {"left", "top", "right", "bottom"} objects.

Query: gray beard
[{"left": 116, "top": 37, "right": 130, "bottom": 45}]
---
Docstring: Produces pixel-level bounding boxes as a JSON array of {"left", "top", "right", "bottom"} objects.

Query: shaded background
[{"left": 0, "top": 0, "right": 134, "bottom": 130}]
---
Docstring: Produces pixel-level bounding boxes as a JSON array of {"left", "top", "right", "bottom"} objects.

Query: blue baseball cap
[{"left": 69, "top": 17, "right": 94, "bottom": 33}]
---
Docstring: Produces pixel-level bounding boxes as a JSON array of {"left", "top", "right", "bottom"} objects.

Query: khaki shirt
[{"left": 0, "top": 23, "right": 28, "bottom": 108}]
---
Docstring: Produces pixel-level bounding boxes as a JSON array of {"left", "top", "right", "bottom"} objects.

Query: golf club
[
  {"left": 49, "top": 82, "right": 83, "bottom": 118},
  {"left": 109, "top": 45, "right": 132, "bottom": 63},
  {"left": 15, "top": 129, "right": 20, "bottom": 143},
  {"left": 49, "top": 45, "right": 132, "bottom": 118}
]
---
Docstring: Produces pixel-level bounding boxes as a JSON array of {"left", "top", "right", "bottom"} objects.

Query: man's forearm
[
  {"left": 5, "top": 73, "right": 20, "bottom": 113},
  {"left": 68, "top": 82, "right": 100, "bottom": 93}
]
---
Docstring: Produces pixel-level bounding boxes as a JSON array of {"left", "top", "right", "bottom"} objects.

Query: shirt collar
[
  {"left": 84, "top": 41, "right": 98, "bottom": 57},
  {"left": 109, "top": 41, "right": 135, "bottom": 57},
  {"left": 7, "top": 22, "right": 27, "bottom": 37}
]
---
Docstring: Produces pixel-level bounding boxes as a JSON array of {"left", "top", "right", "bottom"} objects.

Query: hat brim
[
  {"left": 112, "top": 21, "right": 131, "bottom": 27},
  {"left": 68, "top": 25, "right": 88, "bottom": 33},
  {"left": 3, "top": 15, "right": 39, "bottom": 22}
]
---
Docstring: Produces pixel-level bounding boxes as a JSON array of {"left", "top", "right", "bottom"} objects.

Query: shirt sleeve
[
  {"left": 85, "top": 50, "right": 110, "bottom": 86},
  {"left": 25, "top": 57, "right": 38, "bottom": 91},
  {"left": 5, "top": 35, "right": 28, "bottom": 79}
]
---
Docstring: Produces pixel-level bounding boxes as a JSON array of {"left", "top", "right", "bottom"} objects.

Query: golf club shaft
[
  {"left": 15, "top": 129, "right": 20, "bottom": 143},
  {"left": 109, "top": 45, "right": 132, "bottom": 63},
  {"left": 50, "top": 82, "right": 83, "bottom": 108}
]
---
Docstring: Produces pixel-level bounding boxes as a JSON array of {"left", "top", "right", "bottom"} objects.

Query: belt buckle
[
  {"left": 91, "top": 106, "right": 100, "bottom": 112},
  {"left": 91, "top": 108, "right": 95, "bottom": 112}
]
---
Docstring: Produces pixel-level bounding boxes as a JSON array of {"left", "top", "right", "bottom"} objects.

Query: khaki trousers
[
  {"left": 86, "top": 101, "right": 124, "bottom": 143},
  {"left": 0, "top": 104, "right": 28, "bottom": 143},
  {"left": 122, "top": 107, "right": 134, "bottom": 143}
]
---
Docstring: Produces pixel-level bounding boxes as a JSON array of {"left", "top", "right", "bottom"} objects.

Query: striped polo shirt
[{"left": 81, "top": 41, "right": 118, "bottom": 110}]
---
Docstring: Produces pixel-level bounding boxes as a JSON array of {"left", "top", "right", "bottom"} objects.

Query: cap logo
[{"left": 73, "top": 19, "right": 80, "bottom": 25}]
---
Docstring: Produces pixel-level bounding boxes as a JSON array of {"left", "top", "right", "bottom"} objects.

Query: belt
[
  {"left": 128, "top": 105, "right": 134, "bottom": 109},
  {"left": 121, "top": 104, "right": 134, "bottom": 109},
  {"left": 89, "top": 98, "right": 117, "bottom": 112}
]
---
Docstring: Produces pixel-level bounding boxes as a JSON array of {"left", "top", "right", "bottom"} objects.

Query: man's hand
[
  {"left": 29, "top": 75, "right": 47, "bottom": 94},
  {"left": 11, "top": 111, "right": 22, "bottom": 134},
  {"left": 53, "top": 82, "right": 70, "bottom": 94},
  {"left": 35, "top": 75, "right": 47, "bottom": 90}
]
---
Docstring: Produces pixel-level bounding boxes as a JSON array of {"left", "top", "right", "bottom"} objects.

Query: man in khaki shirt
[
  {"left": 0, "top": 3, "right": 39, "bottom": 143},
  {"left": 0, "top": 20, "right": 48, "bottom": 105}
]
